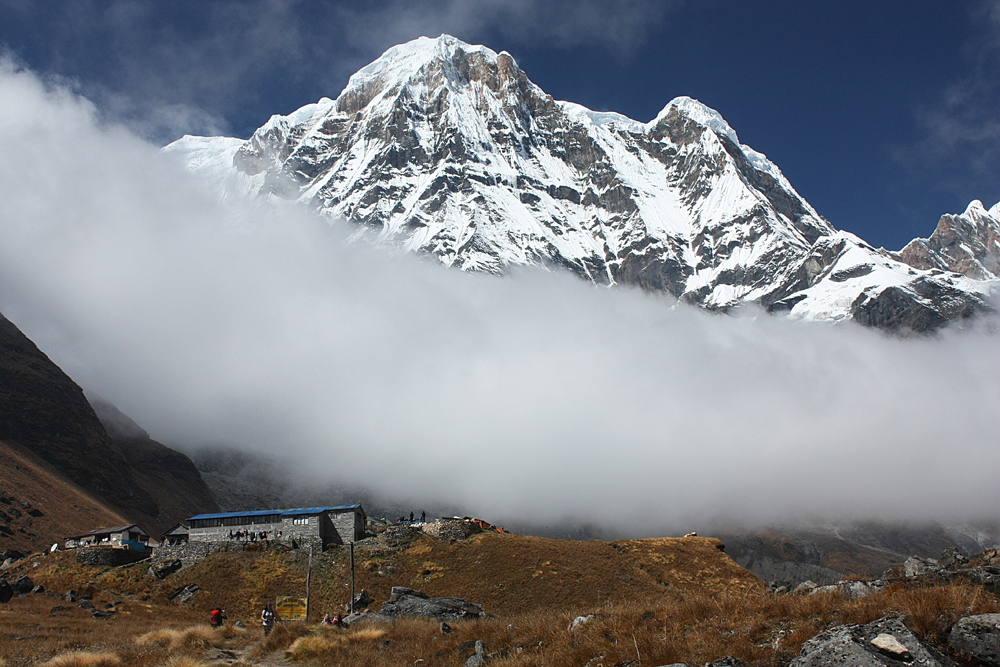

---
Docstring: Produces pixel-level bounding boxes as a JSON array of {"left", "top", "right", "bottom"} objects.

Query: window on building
[{"left": 292, "top": 517, "right": 310, "bottom": 525}]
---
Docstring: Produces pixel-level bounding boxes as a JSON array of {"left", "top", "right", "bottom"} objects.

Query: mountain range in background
[{"left": 168, "top": 35, "right": 999, "bottom": 333}]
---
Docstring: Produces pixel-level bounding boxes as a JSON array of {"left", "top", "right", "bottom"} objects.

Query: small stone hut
[
  {"left": 64, "top": 524, "right": 149, "bottom": 550},
  {"left": 186, "top": 505, "right": 366, "bottom": 550},
  {"left": 160, "top": 523, "right": 190, "bottom": 546}
]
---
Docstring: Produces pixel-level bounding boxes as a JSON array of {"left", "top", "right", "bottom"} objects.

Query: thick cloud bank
[{"left": 1, "top": 64, "right": 998, "bottom": 533}]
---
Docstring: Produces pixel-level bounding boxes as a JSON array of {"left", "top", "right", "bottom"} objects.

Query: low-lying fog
[{"left": 2, "top": 62, "right": 999, "bottom": 535}]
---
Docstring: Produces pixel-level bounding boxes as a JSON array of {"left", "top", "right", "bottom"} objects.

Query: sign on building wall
[{"left": 276, "top": 596, "right": 308, "bottom": 621}]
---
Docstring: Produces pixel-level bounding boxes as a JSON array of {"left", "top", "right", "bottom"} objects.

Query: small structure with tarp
[{"left": 64, "top": 524, "right": 150, "bottom": 551}]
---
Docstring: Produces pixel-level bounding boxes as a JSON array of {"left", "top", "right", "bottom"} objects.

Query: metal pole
[
  {"left": 350, "top": 541, "right": 355, "bottom": 613},
  {"left": 306, "top": 544, "right": 313, "bottom": 621}
]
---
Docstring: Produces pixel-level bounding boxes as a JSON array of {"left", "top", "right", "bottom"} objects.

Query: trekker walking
[
  {"left": 261, "top": 602, "right": 276, "bottom": 636},
  {"left": 210, "top": 607, "right": 227, "bottom": 628}
]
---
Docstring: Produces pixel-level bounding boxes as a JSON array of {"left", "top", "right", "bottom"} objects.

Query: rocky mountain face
[
  {"left": 167, "top": 35, "right": 997, "bottom": 332},
  {"left": 898, "top": 199, "right": 1000, "bottom": 281},
  {"left": 718, "top": 521, "right": 1000, "bottom": 586},
  {"left": 0, "top": 311, "right": 217, "bottom": 538}
]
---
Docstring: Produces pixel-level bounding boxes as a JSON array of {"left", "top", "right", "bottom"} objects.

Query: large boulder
[
  {"left": 791, "top": 617, "right": 950, "bottom": 666},
  {"left": 9, "top": 575, "right": 33, "bottom": 594},
  {"left": 376, "top": 586, "right": 486, "bottom": 620},
  {"left": 0, "top": 579, "right": 12, "bottom": 604},
  {"left": 948, "top": 614, "right": 1000, "bottom": 666}
]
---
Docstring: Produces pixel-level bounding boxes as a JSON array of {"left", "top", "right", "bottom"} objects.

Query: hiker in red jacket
[{"left": 210, "top": 607, "right": 227, "bottom": 628}]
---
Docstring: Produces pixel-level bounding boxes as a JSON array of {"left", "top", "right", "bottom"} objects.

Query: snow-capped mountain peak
[{"left": 165, "top": 35, "right": 997, "bottom": 332}]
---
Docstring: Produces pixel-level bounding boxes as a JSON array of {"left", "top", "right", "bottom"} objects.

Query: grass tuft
[
  {"left": 40, "top": 651, "right": 122, "bottom": 667},
  {"left": 157, "top": 656, "right": 209, "bottom": 667}
]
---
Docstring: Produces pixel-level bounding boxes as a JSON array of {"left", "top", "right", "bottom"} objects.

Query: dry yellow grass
[
  {"left": 157, "top": 655, "right": 210, "bottom": 667},
  {"left": 39, "top": 651, "right": 122, "bottom": 667},
  {"left": 135, "top": 626, "right": 220, "bottom": 653},
  {"left": 156, "top": 658, "right": 202, "bottom": 667},
  {"left": 285, "top": 626, "right": 389, "bottom": 659}
]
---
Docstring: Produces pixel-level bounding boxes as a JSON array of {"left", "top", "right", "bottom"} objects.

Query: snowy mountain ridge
[{"left": 165, "top": 35, "right": 997, "bottom": 332}]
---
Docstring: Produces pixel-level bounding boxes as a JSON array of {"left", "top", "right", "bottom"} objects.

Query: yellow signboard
[{"left": 275, "top": 596, "right": 307, "bottom": 621}]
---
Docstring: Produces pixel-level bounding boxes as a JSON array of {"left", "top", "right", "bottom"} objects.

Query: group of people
[
  {"left": 320, "top": 612, "right": 346, "bottom": 627},
  {"left": 228, "top": 529, "right": 278, "bottom": 542},
  {"left": 396, "top": 510, "right": 427, "bottom": 523},
  {"left": 210, "top": 603, "right": 349, "bottom": 634}
]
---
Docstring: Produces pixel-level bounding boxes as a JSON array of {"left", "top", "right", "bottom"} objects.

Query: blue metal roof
[{"left": 187, "top": 504, "right": 361, "bottom": 521}]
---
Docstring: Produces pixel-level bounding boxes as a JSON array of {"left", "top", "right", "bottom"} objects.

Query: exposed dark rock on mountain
[
  {"left": 899, "top": 200, "right": 1000, "bottom": 281},
  {"left": 0, "top": 311, "right": 216, "bottom": 537}
]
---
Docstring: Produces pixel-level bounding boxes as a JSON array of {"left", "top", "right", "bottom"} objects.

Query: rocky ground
[{"left": 1, "top": 523, "right": 1000, "bottom": 665}]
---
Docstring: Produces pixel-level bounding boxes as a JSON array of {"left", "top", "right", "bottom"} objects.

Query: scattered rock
[
  {"left": 78, "top": 600, "right": 95, "bottom": 610},
  {"left": 0, "top": 549, "right": 24, "bottom": 562},
  {"left": 948, "top": 613, "right": 1000, "bottom": 666},
  {"left": 167, "top": 583, "right": 200, "bottom": 604},
  {"left": 30, "top": 584, "right": 45, "bottom": 594},
  {"left": 568, "top": 614, "right": 594, "bottom": 632},
  {"left": 0, "top": 580, "right": 12, "bottom": 604},
  {"left": 9, "top": 575, "right": 33, "bottom": 594},
  {"left": 870, "top": 633, "right": 910, "bottom": 660},
  {"left": 234, "top": 620, "right": 246, "bottom": 628},
  {"left": 707, "top": 658, "right": 744, "bottom": 667},
  {"left": 49, "top": 606, "right": 66, "bottom": 613},
  {"left": 440, "top": 621, "right": 452, "bottom": 634},
  {"left": 464, "top": 640, "right": 486, "bottom": 667},
  {"left": 375, "top": 587, "right": 486, "bottom": 620},
  {"left": 63, "top": 590, "right": 78, "bottom": 602},
  {"left": 939, "top": 546, "right": 969, "bottom": 569},
  {"left": 792, "top": 580, "right": 818, "bottom": 594},
  {"left": 791, "top": 616, "right": 947, "bottom": 666},
  {"left": 351, "top": 589, "right": 372, "bottom": 611},
  {"left": 91, "top": 609, "right": 116, "bottom": 619},
  {"left": 148, "top": 559, "right": 182, "bottom": 579}
]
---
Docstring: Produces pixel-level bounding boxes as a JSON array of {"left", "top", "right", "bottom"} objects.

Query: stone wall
[
  {"left": 151, "top": 540, "right": 276, "bottom": 565},
  {"left": 189, "top": 519, "right": 282, "bottom": 543},
  {"left": 329, "top": 511, "right": 363, "bottom": 544},
  {"left": 75, "top": 547, "right": 150, "bottom": 567}
]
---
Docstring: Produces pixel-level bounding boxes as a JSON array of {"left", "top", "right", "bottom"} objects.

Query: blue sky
[{"left": 2, "top": 0, "right": 998, "bottom": 250}]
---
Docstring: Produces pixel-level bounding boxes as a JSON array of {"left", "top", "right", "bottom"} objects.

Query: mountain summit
[{"left": 167, "top": 35, "right": 997, "bottom": 332}]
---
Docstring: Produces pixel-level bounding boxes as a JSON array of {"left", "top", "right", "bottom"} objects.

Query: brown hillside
[
  {"left": 0, "top": 311, "right": 217, "bottom": 541},
  {"left": 53, "top": 530, "right": 761, "bottom": 621},
  {"left": 5, "top": 531, "right": 1000, "bottom": 667},
  {"left": 0, "top": 441, "right": 126, "bottom": 553}
]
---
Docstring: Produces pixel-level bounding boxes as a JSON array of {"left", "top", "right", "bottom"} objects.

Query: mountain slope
[
  {"left": 0, "top": 311, "right": 217, "bottom": 539},
  {"left": 166, "top": 35, "right": 997, "bottom": 332}
]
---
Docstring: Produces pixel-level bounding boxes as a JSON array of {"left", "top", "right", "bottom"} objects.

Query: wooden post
[
  {"left": 306, "top": 544, "right": 313, "bottom": 621},
  {"left": 350, "top": 541, "right": 355, "bottom": 613}
]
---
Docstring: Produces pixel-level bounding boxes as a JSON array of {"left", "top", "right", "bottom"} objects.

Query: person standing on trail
[
  {"left": 210, "top": 607, "right": 226, "bottom": 628},
  {"left": 261, "top": 602, "right": 276, "bottom": 636},
  {"left": 421, "top": 510, "right": 426, "bottom": 522}
]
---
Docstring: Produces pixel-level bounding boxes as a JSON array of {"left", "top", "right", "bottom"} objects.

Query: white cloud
[{"left": 1, "top": 64, "right": 999, "bottom": 535}]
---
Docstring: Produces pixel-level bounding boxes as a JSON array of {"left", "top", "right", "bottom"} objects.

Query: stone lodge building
[{"left": 186, "top": 505, "right": 366, "bottom": 549}]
